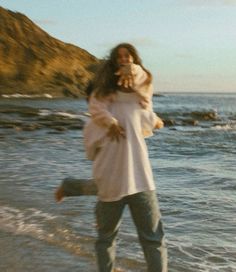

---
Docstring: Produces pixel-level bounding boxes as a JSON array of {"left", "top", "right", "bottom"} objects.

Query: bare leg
[{"left": 55, "top": 186, "right": 65, "bottom": 202}]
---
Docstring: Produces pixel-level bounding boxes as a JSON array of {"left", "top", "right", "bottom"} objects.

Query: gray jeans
[{"left": 95, "top": 191, "right": 168, "bottom": 272}]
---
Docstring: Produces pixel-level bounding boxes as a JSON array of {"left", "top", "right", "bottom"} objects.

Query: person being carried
[{"left": 55, "top": 43, "right": 160, "bottom": 200}]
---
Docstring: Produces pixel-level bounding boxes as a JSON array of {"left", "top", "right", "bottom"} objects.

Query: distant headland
[{"left": 0, "top": 6, "right": 99, "bottom": 98}]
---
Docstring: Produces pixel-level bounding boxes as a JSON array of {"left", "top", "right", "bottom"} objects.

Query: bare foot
[{"left": 55, "top": 186, "right": 65, "bottom": 202}]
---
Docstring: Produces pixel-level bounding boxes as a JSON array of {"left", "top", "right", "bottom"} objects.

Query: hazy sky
[{"left": 1, "top": 0, "right": 236, "bottom": 92}]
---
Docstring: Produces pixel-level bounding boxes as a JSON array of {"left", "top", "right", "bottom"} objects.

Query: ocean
[{"left": 0, "top": 93, "right": 236, "bottom": 272}]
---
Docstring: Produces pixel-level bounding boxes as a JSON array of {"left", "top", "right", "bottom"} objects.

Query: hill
[{"left": 0, "top": 6, "right": 99, "bottom": 98}]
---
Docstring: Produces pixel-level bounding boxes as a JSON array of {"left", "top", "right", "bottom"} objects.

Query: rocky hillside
[{"left": 0, "top": 6, "right": 99, "bottom": 98}]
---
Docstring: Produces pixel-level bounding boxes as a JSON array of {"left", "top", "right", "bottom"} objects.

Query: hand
[
  {"left": 107, "top": 123, "right": 126, "bottom": 142},
  {"left": 155, "top": 117, "right": 164, "bottom": 129},
  {"left": 115, "top": 64, "right": 134, "bottom": 88}
]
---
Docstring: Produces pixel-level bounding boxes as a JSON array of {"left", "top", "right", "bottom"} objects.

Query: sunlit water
[{"left": 0, "top": 93, "right": 236, "bottom": 271}]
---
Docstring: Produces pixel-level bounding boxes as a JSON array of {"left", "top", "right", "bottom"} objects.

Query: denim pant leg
[
  {"left": 128, "top": 191, "right": 168, "bottom": 272},
  {"left": 62, "top": 178, "right": 97, "bottom": 196},
  {"left": 95, "top": 199, "right": 126, "bottom": 272}
]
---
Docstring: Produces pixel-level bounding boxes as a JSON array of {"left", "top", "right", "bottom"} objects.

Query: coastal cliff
[{"left": 0, "top": 6, "right": 99, "bottom": 98}]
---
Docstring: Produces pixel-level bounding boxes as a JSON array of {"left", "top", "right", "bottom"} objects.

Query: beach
[{"left": 0, "top": 93, "right": 236, "bottom": 272}]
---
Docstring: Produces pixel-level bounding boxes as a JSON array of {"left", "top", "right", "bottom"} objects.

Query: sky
[{"left": 1, "top": 0, "right": 236, "bottom": 93}]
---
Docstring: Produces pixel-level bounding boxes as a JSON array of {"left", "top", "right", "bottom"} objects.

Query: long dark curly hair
[{"left": 93, "top": 43, "right": 152, "bottom": 98}]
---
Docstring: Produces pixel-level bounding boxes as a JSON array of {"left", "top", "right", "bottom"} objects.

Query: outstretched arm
[{"left": 115, "top": 64, "right": 153, "bottom": 110}]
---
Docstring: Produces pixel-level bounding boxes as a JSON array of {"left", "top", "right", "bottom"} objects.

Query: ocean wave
[
  {"left": 0, "top": 106, "right": 88, "bottom": 131},
  {"left": 0, "top": 205, "right": 92, "bottom": 255},
  {"left": 0, "top": 205, "right": 57, "bottom": 239},
  {"left": 171, "top": 121, "right": 236, "bottom": 132},
  {"left": 1, "top": 93, "right": 53, "bottom": 99},
  {"left": 211, "top": 121, "right": 236, "bottom": 131},
  {"left": 38, "top": 109, "right": 89, "bottom": 120},
  {"left": 0, "top": 206, "right": 57, "bottom": 239}
]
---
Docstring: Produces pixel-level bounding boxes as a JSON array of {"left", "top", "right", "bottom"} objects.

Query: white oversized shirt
[{"left": 83, "top": 91, "right": 159, "bottom": 202}]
